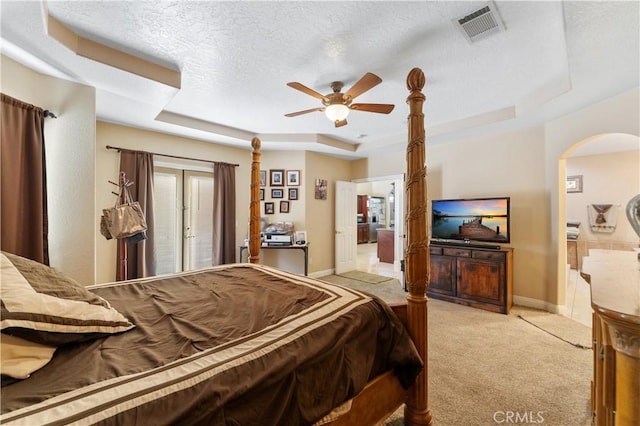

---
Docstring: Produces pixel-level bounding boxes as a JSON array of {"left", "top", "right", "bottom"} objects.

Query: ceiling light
[{"left": 325, "top": 104, "right": 349, "bottom": 122}]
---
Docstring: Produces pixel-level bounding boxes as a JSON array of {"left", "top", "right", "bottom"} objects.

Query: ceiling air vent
[{"left": 454, "top": 2, "right": 505, "bottom": 44}]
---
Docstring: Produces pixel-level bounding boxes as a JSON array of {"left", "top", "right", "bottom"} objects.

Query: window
[{"left": 154, "top": 167, "right": 214, "bottom": 274}]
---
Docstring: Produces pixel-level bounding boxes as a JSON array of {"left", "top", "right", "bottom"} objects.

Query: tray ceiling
[{"left": 1, "top": 1, "right": 638, "bottom": 158}]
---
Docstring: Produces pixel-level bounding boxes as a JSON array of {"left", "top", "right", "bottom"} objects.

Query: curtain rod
[
  {"left": 106, "top": 145, "right": 239, "bottom": 167},
  {"left": 44, "top": 110, "right": 57, "bottom": 119}
]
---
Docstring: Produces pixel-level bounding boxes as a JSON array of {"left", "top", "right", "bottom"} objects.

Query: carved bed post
[
  {"left": 249, "top": 137, "right": 262, "bottom": 264},
  {"left": 404, "top": 68, "right": 433, "bottom": 426}
]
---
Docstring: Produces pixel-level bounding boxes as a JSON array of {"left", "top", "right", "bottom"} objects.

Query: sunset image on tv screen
[{"left": 431, "top": 198, "right": 509, "bottom": 242}]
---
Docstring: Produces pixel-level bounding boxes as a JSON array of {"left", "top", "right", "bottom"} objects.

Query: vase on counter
[{"left": 627, "top": 194, "right": 640, "bottom": 240}]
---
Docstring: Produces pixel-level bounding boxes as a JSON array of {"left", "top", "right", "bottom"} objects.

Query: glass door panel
[
  {"left": 184, "top": 171, "right": 214, "bottom": 270},
  {"left": 153, "top": 168, "right": 182, "bottom": 275}
]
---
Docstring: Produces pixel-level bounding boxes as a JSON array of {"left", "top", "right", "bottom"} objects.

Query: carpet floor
[
  {"left": 335, "top": 270, "right": 395, "bottom": 284},
  {"left": 319, "top": 273, "right": 593, "bottom": 426}
]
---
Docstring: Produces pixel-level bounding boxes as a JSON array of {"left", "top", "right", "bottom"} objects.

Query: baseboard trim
[
  {"left": 513, "top": 295, "right": 562, "bottom": 314},
  {"left": 310, "top": 268, "right": 334, "bottom": 279}
]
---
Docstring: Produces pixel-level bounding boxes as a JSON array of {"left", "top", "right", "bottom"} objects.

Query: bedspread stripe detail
[{"left": 1, "top": 265, "right": 372, "bottom": 425}]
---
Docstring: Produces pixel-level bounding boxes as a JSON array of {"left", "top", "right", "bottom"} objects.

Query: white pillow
[{"left": 1, "top": 252, "right": 134, "bottom": 346}]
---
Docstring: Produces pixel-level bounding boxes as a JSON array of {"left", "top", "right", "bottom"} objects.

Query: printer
[
  {"left": 262, "top": 221, "right": 294, "bottom": 246},
  {"left": 263, "top": 232, "right": 292, "bottom": 246}
]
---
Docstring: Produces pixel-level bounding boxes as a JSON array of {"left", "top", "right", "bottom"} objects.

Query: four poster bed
[{"left": 0, "top": 68, "right": 431, "bottom": 425}]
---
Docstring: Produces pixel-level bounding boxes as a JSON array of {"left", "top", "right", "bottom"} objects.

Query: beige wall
[
  {"left": 95, "top": 122, "right": 253, "bottom": 283},
  {"left": 1, "top": 55, "right": 97, "bottom": 284},
  {"left": 361, "top": 127, "right": 550, "bottom": 303},
  {"left": 428, "top": 127, "right": 550, "bottom": 303},
  {"left": 304, "top": 151, "right": 352, "bottom": 275}
]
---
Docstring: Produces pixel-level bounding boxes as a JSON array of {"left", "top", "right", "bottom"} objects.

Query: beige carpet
[
  {"left": 335, "top": 270, "right": 394, "bottom": 284},
  {"left": 512, "top": 306, "right": 592, "bottom": 349},
  {"left": 320, "top": 274, "right": 406, "bottom": 304},
  {"left": 319, "top": 273, "right": 593, "bottom": 426}
]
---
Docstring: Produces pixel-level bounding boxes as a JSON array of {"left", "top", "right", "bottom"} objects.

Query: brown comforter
[{"left": 1, "top": 264, "right": 421, "bottom": 425}]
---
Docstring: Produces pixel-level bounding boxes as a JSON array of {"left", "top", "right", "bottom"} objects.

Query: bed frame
[{"left": 248, "top": 68, "right": 432, "bottom": 426}]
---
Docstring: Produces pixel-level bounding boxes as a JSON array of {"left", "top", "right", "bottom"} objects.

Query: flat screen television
[{"left": 431, "top": 197, "right": 510, "bottom": 244}]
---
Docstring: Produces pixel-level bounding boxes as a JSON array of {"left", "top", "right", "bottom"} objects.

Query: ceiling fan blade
[
  {"left": 286, "top": 82, "right": 329, "bottom": 102},
  {"left": 284, "top": 107, "right": 325, "bottom": 117},
  {"left": 343, "top": 72, "right": 382, "bottom": 100},
  {"left": 349, "top": 103, "right": 395, "bottom": 114},
  {"left": 334, "top": 118, "right": 348, "bottom": 128}
]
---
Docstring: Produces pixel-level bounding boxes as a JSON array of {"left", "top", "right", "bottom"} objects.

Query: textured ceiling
[{"left": 1, "top": 1, "right": 638, "bottom": 158}]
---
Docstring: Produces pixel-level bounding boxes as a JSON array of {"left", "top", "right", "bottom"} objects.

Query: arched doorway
[{"left": 557, "top": 133, "right": 639, "bottom": 324}]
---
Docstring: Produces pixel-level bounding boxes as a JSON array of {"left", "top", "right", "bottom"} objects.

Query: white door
[{"left": 335, "top": 180, "right": 357, "bottom": 274}]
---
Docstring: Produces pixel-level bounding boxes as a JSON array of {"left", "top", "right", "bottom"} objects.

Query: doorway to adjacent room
[{"left": 354, "top": 175, "right": 404, "bottom": 283}]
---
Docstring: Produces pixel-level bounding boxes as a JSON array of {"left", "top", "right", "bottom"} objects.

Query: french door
[{"left": 154, "top": 167, "right": 214, "bottom": 275}]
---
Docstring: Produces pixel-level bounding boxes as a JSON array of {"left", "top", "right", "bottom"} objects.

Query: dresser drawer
[
  {"left": 443, "top": 248, "right": 471, "bottom": 257},
  {"left": 472, "top": 250, "right": 505, "bottom": 262},
  {"left": 429, "top": 247, "right": 443, "bottom": 255}
]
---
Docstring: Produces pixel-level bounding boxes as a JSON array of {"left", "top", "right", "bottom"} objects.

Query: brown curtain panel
[
  {"left": 116, "top": 150, "right": 155, "bottom": 280},
  {"left": 212, "top": 162, "right": 236, "bottom": 264},
  {"left": 0, "top": 93, "right": 49, "bottom": 264}
]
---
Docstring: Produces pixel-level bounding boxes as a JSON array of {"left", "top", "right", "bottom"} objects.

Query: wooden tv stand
[{"left": 428, "top": 243, "right": 513, "bottom": 314}]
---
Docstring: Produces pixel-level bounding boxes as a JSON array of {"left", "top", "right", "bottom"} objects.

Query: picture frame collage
[{"left": 260, "top": 169, "right": 300, "bottom": 214}]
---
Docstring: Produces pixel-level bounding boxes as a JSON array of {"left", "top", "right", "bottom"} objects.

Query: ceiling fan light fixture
[{"left": 325, "top": 104, "right": 349, "bottom": 122}]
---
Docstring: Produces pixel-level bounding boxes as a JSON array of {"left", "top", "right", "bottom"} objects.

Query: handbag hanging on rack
[{"left": 102, "top": 184, "right": 148, "bottom": 239}]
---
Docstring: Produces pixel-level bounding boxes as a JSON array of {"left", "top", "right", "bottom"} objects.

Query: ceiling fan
[{"left": 285, "top": 72, "right": 395, "bottom": 128}]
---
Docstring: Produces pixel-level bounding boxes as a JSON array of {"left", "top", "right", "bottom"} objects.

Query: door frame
[{"left": 352, "top": 174, "right": 405, "bottom": 282}]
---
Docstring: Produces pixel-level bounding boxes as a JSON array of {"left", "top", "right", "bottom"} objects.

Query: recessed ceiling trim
[
  {"left": 156, "top": 111, "right": 254, "bottom": 141},
  {"left": 316, "top": 135, "right": 358, "bottom": 152},
  {"left": 516, "top": 75, "right": 572, "bottom": 116},
  {"left": 429, "top": 106, "right": 516, "bottom": 137},
  {"left": 258, "top": 134, "right": 358, "bottom": 152},
  {"left": 0, "top": 37, "right": 74, "bottom": 81},
  {"left": 45, "top": 14, "right": 181, "bottom": 89}
]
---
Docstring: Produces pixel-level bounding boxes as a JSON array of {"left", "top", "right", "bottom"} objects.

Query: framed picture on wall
[
  {"left": 271, "top": 188, "right": 283, "bottom": 198},
  {"left": 259, "top": 188, "right": 265, "bottom": 201},
  {"left": 566, "top": 175, "right": 583, "bottom": 193},
  {"left": 264, "top": 202, "right": 274, "bottom": 214},
  {"left": 286, "top": 170, "right": 300, "bottom": 186},
  {"left": 259, "top": 170, "right": 267, "bottom": 187},
  {"left": 315, "top": 178, "right": 327, "bottom": 200},
  {"left": 288, "top": 188, "right": 298, "bottom": 200},
  {"left": 270, "top": 169, "right": 284, "bottom": 186},
  {"left": 280, "top": 201, "right": 290, "bottom": 213}
]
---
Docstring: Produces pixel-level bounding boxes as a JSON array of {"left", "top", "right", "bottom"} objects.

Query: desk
[{"left": 239, "top": 244, "right": 309, "bottom": 276}]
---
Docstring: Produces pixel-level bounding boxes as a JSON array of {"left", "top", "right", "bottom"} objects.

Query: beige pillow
[
  {"left": 1, "top": 252, "right": 134, "bottom": 346},
  {"left": 1, "top": 334, "right": 56, "bottom": 379}
]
